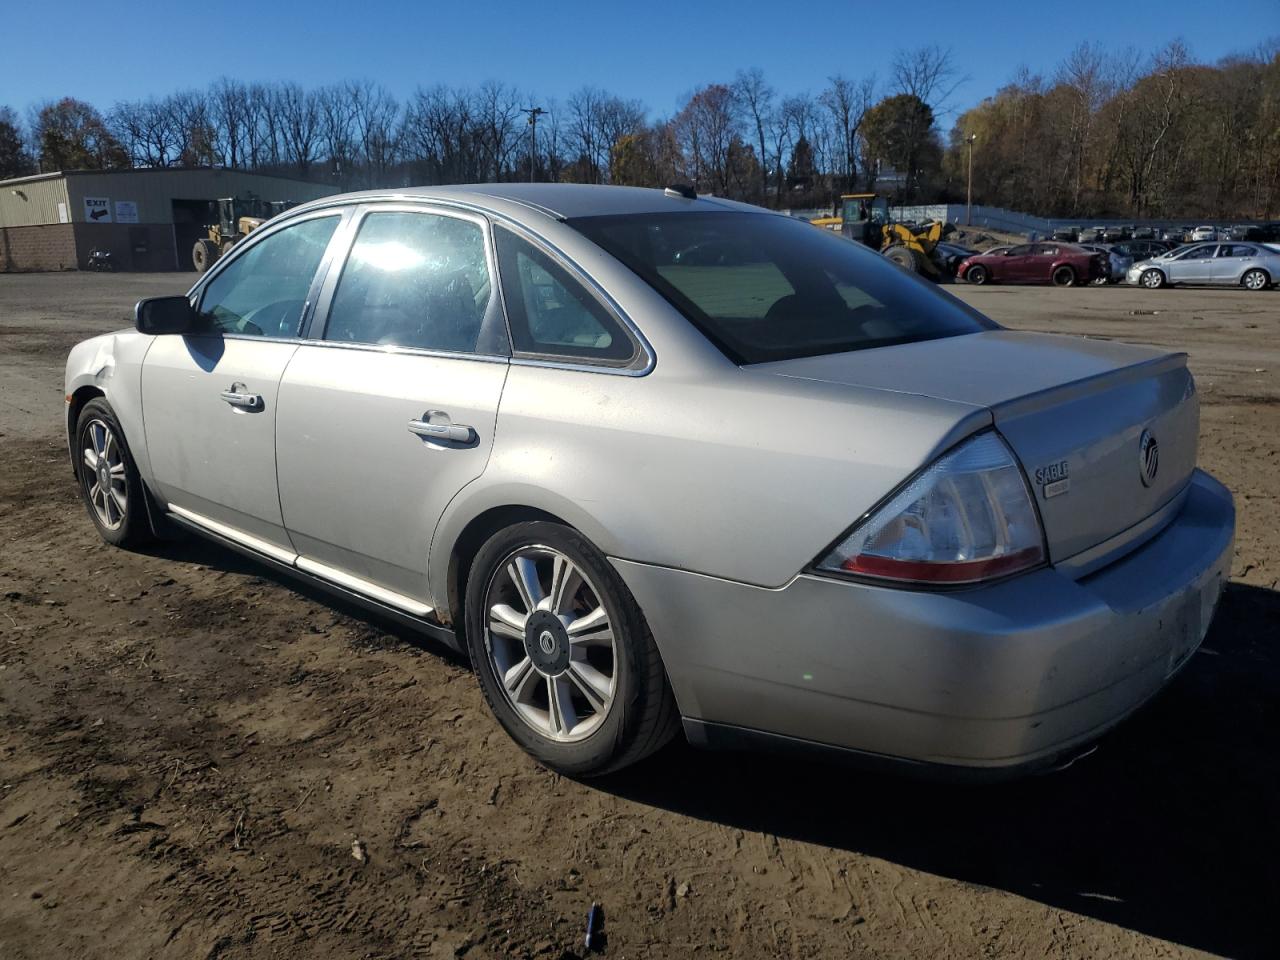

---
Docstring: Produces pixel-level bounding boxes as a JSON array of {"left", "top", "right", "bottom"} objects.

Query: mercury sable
[{"left": 64, "top": 184, "right": 1235, "bottom": 778}]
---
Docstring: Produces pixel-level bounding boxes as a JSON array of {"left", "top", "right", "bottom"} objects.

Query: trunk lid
[{"left": 756, "top": 330, "right": 1199, "bottom": 562}]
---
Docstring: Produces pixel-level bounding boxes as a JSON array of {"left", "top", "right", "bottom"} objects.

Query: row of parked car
[
  {"left": 953, "top": 238, "right": 1280, "bottom": 291},
  {"left": 1051, "top": 223, "right": 1280, "bottom": 244}
]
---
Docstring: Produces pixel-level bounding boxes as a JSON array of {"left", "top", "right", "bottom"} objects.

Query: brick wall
[
  {"left": 74, "top": 223, "right": 179, "bottom": 272},
  {"left": 0, "top": 224, "right": 78, "bottom": 272},
  {"left": 0, "top": 223, "right": 180, "bottom": 272}
]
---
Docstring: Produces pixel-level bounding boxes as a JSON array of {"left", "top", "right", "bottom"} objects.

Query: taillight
[{"left": 816, "top": 432, "right": 1045, "bottom": 586}]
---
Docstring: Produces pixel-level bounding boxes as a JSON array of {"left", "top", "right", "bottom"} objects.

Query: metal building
[{"left": 0, "top": 168, "right": 339, "bottom": 272}]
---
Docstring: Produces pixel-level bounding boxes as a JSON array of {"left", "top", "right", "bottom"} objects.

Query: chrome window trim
[
  {"left": 263, "top": 194, "right": 656, "bottom": 377},
  {"left": 216, "top": 332, "right": 511, "bottom": 365}
]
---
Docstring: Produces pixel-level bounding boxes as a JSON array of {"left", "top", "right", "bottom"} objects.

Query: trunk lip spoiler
[{"left": 990, "top": 350, "right": 1188, "bottom": 421}]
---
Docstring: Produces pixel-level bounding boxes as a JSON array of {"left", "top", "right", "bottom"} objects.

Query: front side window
[
  {"left": 198, "top": 215, "right": 339, "bottom": 337},
  {"left": 324, "top": 211, "right": 497, "bottom": 354},
  {"left": 1007, "top": 244, "right": 1033, "bottom": 256},
  {"left": 1171, "top": 244, "right": 1213, "bottom": 260},
  {"left": 568, "top": 211, "right": 994, "bottom": 365},
  {"left": 493, "top": 226, "right": 636, "bottom": 364}
]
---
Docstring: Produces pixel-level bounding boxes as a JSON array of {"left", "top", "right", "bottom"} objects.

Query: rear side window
[
  {"left": 569, "top": 211, "right": 993, "bottom": 365},
  {"left": 324, "top": 211, "right": 497, "bottom": 354},
  {"left": 198, "top": 215, "right": 339, "bottom": 337},
  {"left": 493, "top": 226, "right": 637, "bottom": 365}
]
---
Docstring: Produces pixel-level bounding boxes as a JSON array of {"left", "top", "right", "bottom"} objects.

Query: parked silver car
[
  {"left": 1127, "top": 242, "right": 1279, "bottom": 290},
  {"left": 65, "top": 184, "right": 1235, "bottom": 779}
]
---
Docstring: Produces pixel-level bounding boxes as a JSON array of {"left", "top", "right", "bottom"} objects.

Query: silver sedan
[
  {"left": 65, "top": 184, "right": 1234, "bottom": 779},
  {"left": 1127, "top": 242, "right": 1280, "bottom": 290}
]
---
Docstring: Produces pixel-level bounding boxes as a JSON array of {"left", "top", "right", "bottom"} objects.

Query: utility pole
[
  {"left": 965, "top": 133, "right": 977, "bottom": 226},
  {"left": 522, "top": 106, "right": 546, "bottom": 183}
]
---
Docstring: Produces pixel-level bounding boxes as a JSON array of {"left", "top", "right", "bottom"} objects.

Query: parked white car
[{"left": 1190, "top": 225, "right": 1219, "bottom": 242}]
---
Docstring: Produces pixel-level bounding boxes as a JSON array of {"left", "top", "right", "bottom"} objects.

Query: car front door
[
  {"left": 1000, "top": 244, "right": 1035, "bottom": 281},
  {"left": 274, "top": 206, "right": 510, "bottom": 613},
  {"left": 141, "top": 211, "right": 346, "bottom": 557},
  {"left": 1167, "top": 244, "right": 1217, "bottom": 283}
]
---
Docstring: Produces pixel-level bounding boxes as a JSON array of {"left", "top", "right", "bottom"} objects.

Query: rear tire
[
  {"left": 1052, "top": 266, "right": 1077, "bottom": 287},
  {"left": 465, "top": 521, "right": 679, "bottom": 777},
  {"left": 965, "top": 264, "right": 988, "bottom": 285},
  {"left": 192, "top": 238, "right": 219, "bottom": 273},
  {"left": 1242, "top": 268, "right": 1270, "bottom": 291},
  {"left": 1140, "top": 268, "right": 1166, "bottom": 289},
  {"left": 74, "top": 398, "right": 154, "bottom": 549}
]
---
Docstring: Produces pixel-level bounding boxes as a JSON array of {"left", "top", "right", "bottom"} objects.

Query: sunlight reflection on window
[{"left": 351, "top": 241, "right": 426, "bottom": 272}]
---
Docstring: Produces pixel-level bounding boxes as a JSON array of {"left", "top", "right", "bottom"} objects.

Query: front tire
[
  {"left": 465, "top": 521, "right": 679, "bottom": 776},
  {"left": 1242, "top": 268, "right": 1270, "bottom": 291},
  {"left": 1140, "top": 268, "right": 1166, "bottom": 289},
  {"left": 966, "top": 264, "right": 988, "bottom": 285},
  {"left": 192, "top": 238, "right": 220, "bottom": 273},
  {"left": 75, "top": 398, "right": 153, "bottom": 548}
]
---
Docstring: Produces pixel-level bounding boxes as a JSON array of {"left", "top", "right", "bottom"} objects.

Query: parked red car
[{"left": 958, "top": 242, "right": 1108, "bottom": 286}]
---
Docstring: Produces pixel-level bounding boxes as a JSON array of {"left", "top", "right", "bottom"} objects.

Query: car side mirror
[{"left": 135, "top": 296, "right": 198, "bottom": 335}]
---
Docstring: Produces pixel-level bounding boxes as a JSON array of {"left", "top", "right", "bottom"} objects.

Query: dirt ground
[{"left": 1, "top": 272, "right": 1277, "bottom": 960}]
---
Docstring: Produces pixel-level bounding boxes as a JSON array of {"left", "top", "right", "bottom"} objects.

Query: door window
[
  {"left": 494, "top": 226, "right": 637, "bottom": 364},
  {"left": 198, "top": 216, "right": 339, "bottom": 337},
  {"left": 1171, "top": 244, "right": 1212, "bottom": 260},
  {"left": 1007, "top": 244, "right": 1033, "bottom": 256},
  {"left": 324, "top": 211, "right": 498, "bottom": 354},
  {"left": 1217, "top": 244, "right": 1253, "bottom": 258}
]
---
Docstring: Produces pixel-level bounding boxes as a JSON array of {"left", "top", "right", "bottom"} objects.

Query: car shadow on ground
[
  {"left": 602, "top": 581, "right": 1280, "bottom": 959},
  {"left": 152, "top": 528, "right": 1276, "bottom": 958}
]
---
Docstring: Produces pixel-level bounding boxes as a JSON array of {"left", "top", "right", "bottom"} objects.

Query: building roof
[{"left": 0, "top": 167, "right": 337, "bottom": 189}]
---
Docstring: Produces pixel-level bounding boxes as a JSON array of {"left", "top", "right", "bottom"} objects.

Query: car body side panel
[
  {"left": 428, "top": 362, "right": 991, "bottom": 613},
  {"left": 64, "top": 330, "right": 158, "bottom": 489}
]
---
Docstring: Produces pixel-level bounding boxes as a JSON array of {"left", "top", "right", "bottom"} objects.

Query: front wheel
[
  {"left": 1242, "top": 268, "right": 1270, "bottom": 291},
  {"left": 966, "top": 264, "right": 988, "bottom": 285},
  {"left": 1140, "top": 268, "right": 1166, "bottom": 289},
  {"left": 465, "top": 521, "right": 679, "bottom": 776},
  {"left": 75, "top": 398, "right": 154, "bottom": 548}
]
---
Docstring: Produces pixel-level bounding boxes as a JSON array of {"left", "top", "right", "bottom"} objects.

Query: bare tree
[{"left": 732, "top": 68, "right": 774, "bottom": 202}]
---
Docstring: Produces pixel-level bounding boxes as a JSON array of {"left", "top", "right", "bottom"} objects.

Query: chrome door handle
[
  {"left": 408, "top": 418, "right": 476, "bottom": 444},
  {"left": 220, "top": 389, "right": 262, "bottom": 410}
]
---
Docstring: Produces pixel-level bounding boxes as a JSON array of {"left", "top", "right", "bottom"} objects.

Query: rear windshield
[{"left": 567, "top": 211, "right": 995, "bottom": 364}]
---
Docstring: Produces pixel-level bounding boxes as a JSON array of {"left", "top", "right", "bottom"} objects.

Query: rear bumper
[{"left": 614, "top": 469, "right": 1234, "bottom": 777}]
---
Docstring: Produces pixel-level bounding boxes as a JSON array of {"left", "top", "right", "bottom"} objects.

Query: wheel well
[
  {"left": 66, "top": 386, "right": 105, "bottom": 454},
  {"left": 444, "top": 505, "right": 568, "bottom": 633}
]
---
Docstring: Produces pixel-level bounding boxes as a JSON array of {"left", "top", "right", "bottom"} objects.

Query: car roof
[{"left": 288, "top": 182, "right": 769, "bottom": 222}]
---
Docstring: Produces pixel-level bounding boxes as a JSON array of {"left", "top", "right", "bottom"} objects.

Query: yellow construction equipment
[
  {"left": 813, "top": 193, "right": 952, "bottom": 280},
  {"left": 192, "top": 197, "right": 295, "bottom": 273}
]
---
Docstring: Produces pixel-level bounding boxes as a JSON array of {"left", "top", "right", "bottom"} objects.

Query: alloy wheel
[
  {"left": 82, "top": 419, "right": 127, "bottom": 530},
  {"left": 483, "top": 546, "right": 617, "bottom": 743},
  {"left": 1141, "top": 269, "right": 1164, "bottom": 289},
  {"left": 1243, "top": 269, "right": 1267, "bottom": 291}
]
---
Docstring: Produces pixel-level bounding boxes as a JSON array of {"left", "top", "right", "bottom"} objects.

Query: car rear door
[
  {"left": 141, "top": 211, "right": 346, "bottom": 557},
  {"left": 1212, "top": 244, "right": 1252, "bottom": 283},
  {"left": 273, "top": 205, "right": 509, "bottom": 614}
]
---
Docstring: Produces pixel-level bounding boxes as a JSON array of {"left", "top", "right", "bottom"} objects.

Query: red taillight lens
[{"left": 817, "top": 432, "right": 1046, "bottom": 586}]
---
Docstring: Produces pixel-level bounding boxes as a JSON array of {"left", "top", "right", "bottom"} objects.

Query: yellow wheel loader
[
  {"left": 814, "top": 193, "right": 953, "bottom": 280},
  {"left": 192, "top": 197, "right": 295, "bottom": 273}
]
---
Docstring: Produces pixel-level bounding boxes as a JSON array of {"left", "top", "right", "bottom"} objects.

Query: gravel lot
[{"left": 1, "top": 272, "right": 1277, "bottom": 960}]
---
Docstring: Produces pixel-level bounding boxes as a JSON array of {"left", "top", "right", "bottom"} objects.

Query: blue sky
[{"left": 5, "top": 0, "right": 1271, "bottom": 122}]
